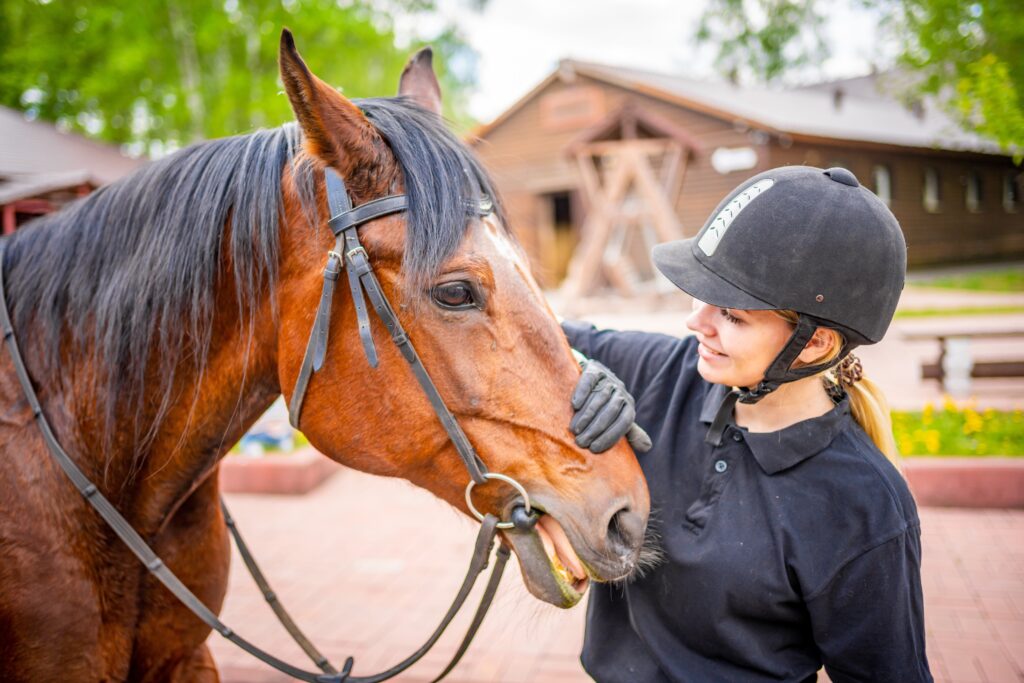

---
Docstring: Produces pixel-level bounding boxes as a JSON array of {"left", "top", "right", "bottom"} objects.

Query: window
[
  {"left": 872, "top": 165, "right": 892, "bottom": 205},
  {"left": 923, "top": 167, "right": 941, "bottom": 213},
  {"left": 965, "top": 170, "right": 982, "bottom": 213},
  {"left": 1004, "top": 172, "right": 1020, "bottom": 213}
]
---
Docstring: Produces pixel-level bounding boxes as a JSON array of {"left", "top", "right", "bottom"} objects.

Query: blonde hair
[{"left": 774, "top": 311, "right": 900, "bottom": 465}]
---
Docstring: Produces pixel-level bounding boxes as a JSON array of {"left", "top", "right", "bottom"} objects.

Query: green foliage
[
  {"left": 0, "top": 0, "right": 479, "bottom": 152},
  {"left": 695, "top": 0, "right": 826, "bottom": 83},
  {"left": 892, "top": 399, "right": 1024, "bottom": 455},
  {"left": 889, "top": 0, "right": 1024, "bottom": 161},
  {"left": 695, "top": 0, "right": 1024, "bottom": 158},
  {"left": 914, "top": 268, "right": 1024, "bottom": 292}
]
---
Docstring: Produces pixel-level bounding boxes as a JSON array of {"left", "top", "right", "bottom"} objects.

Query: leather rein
[{"left": 0, "top": 167, "right": 539, "bottom": 682}]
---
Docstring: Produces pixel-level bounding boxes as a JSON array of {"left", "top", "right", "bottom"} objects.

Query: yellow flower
[
  {"left": 942, "top": 395, "right": 959, "bottom": 413},
  {"left": 922, "top": 403, "right": 934, "bottom": 425},
  {"left": 963, "top": 409, "right": 983, "bottom": 435},
  {"left": 923, "top": 430, "right": 942, "bottom": 454}
]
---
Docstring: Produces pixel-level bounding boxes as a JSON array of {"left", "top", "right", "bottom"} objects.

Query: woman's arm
[
  {"left": 561, "top": 320, "right": 691, "bottom": 401},
  {"left": 806, "top": 525, "right": 933, "bottom": 682}
]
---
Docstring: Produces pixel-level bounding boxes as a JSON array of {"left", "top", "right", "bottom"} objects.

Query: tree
[
  {"left": 695, "top": 0, "right": 1024, "bottom": 159},
  {"left": 0, "top": 0, "right": 479, "bottom": 154}
]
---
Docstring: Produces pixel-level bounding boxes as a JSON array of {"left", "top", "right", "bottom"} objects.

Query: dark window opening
[{"left": 552, "top": 191, "right": 573, "bottom": 231}]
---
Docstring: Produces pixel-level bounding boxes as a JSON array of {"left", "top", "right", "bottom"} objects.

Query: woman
[{"left": 566, "top": 166, "right": 932, "bottom": 682}]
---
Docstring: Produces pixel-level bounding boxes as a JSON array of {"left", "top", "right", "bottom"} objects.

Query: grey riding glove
[{"left": 570, "top": 356, "right": 653, "bottom": 454}]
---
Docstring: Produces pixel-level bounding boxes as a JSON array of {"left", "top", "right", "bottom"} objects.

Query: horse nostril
[{"left": 607, "top": 507, "right": 645, "bottom": 555}]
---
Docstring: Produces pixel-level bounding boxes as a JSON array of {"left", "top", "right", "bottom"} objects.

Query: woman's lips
[{"left": 697, "top": 341, "right": 727, "bottom": 361}]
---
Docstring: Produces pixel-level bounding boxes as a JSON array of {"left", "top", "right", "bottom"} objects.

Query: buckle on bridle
[{"left": 345, "top": 245, "right": 368, "bottom": 264}]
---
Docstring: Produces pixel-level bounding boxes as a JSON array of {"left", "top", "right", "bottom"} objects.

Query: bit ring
[{"left": 465, "top": 473, "right": 531, "bottom": 530}]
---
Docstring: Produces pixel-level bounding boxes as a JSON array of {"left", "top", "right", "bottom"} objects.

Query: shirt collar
[{"left": 699, "top": 382, "right": 853, "bottom": 475}]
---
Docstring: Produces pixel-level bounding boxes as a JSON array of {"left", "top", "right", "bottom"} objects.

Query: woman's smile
[{"left": 697, "top": 340, "right": 728, "bottom": 361}]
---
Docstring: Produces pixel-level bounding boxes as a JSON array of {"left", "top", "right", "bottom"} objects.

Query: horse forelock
[{"left": 2, "top": 97, "right": 508, "bottom": 479}]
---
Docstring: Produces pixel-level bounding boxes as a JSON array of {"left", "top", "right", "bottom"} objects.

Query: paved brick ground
[{"left": 208, "top": 468, "right": 1024, "bottom": 682}]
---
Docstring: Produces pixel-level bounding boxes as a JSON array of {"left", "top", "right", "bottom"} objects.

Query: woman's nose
[{"left": 686, "top": 299, "right": 715, "bottom": 336}]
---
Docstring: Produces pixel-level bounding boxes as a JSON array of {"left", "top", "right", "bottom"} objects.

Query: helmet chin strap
[{"left": 705, "top": 315, "right": 855, "bottom": 446}]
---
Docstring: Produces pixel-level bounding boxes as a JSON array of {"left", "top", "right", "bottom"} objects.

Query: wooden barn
[
  {"left": 0, "top": 106, "right": 144, "bottom": 234},
  {"left": 470, "top": 61, "right": 1024, "bottom": 293}
]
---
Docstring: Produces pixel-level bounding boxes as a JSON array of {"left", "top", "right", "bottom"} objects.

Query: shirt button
[
  {"left": 732, "top": 432, "right": 743, "bottom": 442},
  {"left": 714, "top": 459, "right": 728, "bottom": 473}
]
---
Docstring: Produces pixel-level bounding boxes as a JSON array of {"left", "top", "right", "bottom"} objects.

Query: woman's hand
[{"left": 570, "top": 359, "right": 652, "bottom": 454}]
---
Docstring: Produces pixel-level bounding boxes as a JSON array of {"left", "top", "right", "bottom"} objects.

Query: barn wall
[
  {"left": 473, "top": 71, "right": 1024, "bottom": 283},
  {"left": 769, "top": 143, "right": 1024, "bottom": 266}
]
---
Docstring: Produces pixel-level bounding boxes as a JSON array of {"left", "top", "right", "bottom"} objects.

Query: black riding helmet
[{"left": 652, "top": 166, "right": 906, "bottom": 408}]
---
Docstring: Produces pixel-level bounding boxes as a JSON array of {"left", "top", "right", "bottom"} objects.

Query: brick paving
[{"left": 208, "top": 467, "right": 1024, "bottom": 682}]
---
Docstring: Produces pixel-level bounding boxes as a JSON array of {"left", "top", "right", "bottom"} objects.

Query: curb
[
  {"left": 904, "top": 457, "right": 1024, "bottom": 509},
  {"left": 220, "top": 448, "right": 340, "bottom": 495}
]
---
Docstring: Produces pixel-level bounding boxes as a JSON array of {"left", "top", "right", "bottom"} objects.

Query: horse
[{"left": 0, "top": 30, "right": 650, "bottom": 682}]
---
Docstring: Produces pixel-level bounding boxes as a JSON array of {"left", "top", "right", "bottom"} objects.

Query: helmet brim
[{"left": 652, "top": 239, "right": 775, "bottom": 311}]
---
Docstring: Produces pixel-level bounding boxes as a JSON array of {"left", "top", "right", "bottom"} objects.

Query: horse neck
[{"left": 50, "top": 261, "right": 284, "bottom": 534}]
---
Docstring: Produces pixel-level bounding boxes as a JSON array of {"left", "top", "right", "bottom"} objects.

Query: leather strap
[
  {"left": 329, "top": 196, "right": 408, "bottom": 235},
  {"left": 737, "top": 315, "right": 853, "bottom": 403},
  {"left": 347, "top": 241, "right": 488, "bottom": 485},
  {"left": 288, "top": 173, "right": 408, "bottom": 426},
  {"left": 221, "top": 499, "right": 337, "bottom": 674},
  {"left": 430, "top": 543, "right": 512, "bottom": 683},
  {"left": 342, "top": 226, "right": 378, "bottom": 368},
  {"left": 289, "top": 241, "right": 344, "bottom": 427}
]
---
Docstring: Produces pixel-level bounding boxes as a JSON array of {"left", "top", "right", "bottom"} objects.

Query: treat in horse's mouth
[{"left": 535, "top": 514, "right": 590, "bottom": 593}]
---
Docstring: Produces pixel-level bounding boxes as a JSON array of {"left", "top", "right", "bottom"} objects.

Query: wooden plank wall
[{"left": 473, "top": 73, "right": 1024, "bottom": 281}]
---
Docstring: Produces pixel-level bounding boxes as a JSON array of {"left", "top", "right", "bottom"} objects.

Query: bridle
[{"left": 0, "top": 167, "right": 540, "bottom": 682}]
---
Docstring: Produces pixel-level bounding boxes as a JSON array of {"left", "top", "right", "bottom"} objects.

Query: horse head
[{"left": 275, "top": 31, "right": 650, "bottom": 607}]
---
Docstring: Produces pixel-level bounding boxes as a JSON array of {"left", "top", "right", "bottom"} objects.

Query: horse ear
[
  {"left": 279, "top": 29, "right": 383, "bottom": 174},
  {"left": 398, "top": 47, "right": 443, "bottom": 117}
]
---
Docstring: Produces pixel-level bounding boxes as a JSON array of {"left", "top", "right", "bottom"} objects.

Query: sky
[{"left": 400, "top": 0, "right": 890, "bottom": 123}]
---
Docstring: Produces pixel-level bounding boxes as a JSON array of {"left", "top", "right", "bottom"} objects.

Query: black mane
[{"left": 3, "top": 97, "right": 506, "bottom": 469}]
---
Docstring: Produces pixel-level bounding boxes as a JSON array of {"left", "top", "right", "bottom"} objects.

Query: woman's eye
[
  {"left": 720, "top": 308, "right": 742, "bottom": 324},
  {"left": 432, "top": 281, "right": 476, "bottom": 310}
]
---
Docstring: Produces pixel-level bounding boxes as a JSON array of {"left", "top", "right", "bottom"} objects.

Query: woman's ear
[{"left": 798, "top": 327, "right": 840, "bottom": 365}]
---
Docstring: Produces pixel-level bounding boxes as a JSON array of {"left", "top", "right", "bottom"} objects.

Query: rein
[{"left": 0, "top": 167, "right": 538, "bottom": 682}]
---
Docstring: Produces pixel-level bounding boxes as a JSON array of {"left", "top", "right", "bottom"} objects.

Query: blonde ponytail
[
  {"left": 842, "top": 375, "right": 899, "bottom": 463},
  {"left": 773, "top": 311, "right": 901, "bottom": 467}
]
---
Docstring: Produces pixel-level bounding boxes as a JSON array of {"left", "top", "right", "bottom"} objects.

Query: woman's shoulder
[
  {"left": 826, "top": 425, "right": 919, "bottom": 526},
  {"left": 774, "top": 421, "right": 920, "bottom": 596}
]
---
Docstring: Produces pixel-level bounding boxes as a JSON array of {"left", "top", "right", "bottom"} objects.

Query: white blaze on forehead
[
  {"left": 483, "top": 216, "right": 525, "bottom": 266},
  {"left": 482, "top": 216, "right": 553, "bottom": 312}
]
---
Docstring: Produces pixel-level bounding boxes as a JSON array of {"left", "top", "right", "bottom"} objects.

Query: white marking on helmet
[{"left": 698, "top": 178, "right": 775, "bottom": 256}]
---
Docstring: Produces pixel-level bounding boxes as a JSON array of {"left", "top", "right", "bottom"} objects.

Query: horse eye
[{"left": 432, "top": 281, "right": 476, "bottom": 310}]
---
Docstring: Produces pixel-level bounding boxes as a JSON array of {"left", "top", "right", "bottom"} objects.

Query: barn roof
[
  {"left": 474, "top": 60, "right": 1003, "bottom": 156},
  {"left": 0, "top": 106, "right": 144, "bottom": 203}
]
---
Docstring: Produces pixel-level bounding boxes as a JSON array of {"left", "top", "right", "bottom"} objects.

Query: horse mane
[{"left": 3, "top": 97, "right": 507, "bottom": 473}]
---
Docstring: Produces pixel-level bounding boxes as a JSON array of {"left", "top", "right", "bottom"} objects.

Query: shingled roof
[
  {"left": 476, "top": 60, "right": 1001, "bottom": 156},
  {"left": 0, "top": 106, "right": 144, "bottom": 203}
]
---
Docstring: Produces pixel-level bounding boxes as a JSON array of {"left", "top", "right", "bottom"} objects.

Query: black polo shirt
[{"left": 563, "top": 322, "right": 932, "bottom": 683}]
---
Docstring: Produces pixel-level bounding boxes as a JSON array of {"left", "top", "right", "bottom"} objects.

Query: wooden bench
[{"left": 903, "top": 328, "right": 1024, "bottom": 395}]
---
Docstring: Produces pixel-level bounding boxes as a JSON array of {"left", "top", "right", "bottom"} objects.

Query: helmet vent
[{"left": 697, "top": 178, "right": 775, "bottom": 256}]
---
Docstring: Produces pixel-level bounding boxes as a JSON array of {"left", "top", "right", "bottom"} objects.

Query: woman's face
[{"left": 685, "top": 300, "right": 795, "bottom": 388}]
